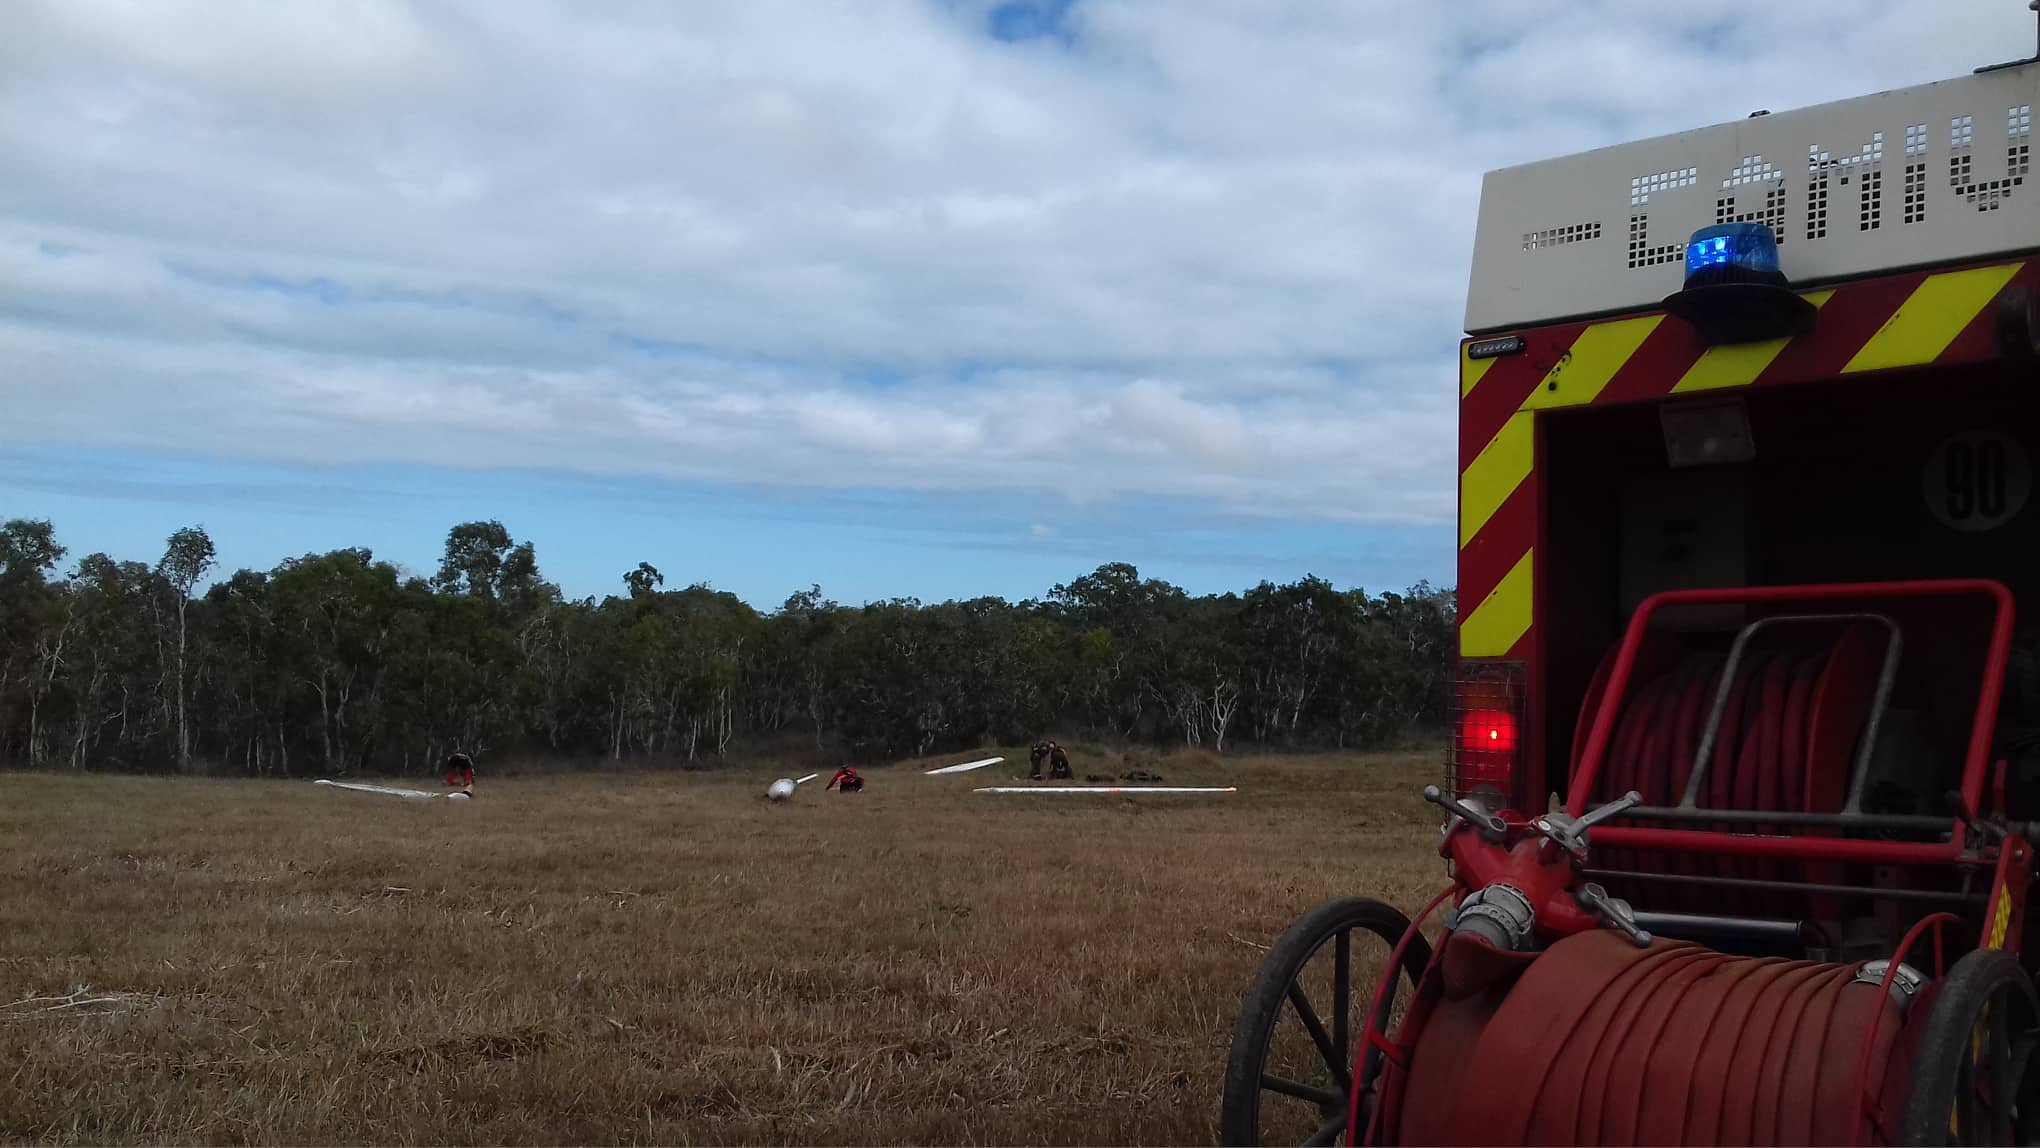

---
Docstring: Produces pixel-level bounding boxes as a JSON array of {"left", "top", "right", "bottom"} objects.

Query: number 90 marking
[{"left": 1925, "top": 431, "right": 2032, "bottom": 532}]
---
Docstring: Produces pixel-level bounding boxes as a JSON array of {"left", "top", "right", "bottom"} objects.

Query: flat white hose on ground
[
  {"left": 925, "top": 756, "right": 1003, "bottom": 774},
  {"left": 974, "top": 786, "right": 1237, "bottom": 795}
]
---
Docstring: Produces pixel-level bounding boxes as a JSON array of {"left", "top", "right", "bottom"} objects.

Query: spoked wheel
[
  {"left": 1901, "top": 949, "right": 2040, "bottom": 1146},
  {"left": 1220, "top": 896, "right": 1432, "bottom": 1147}
]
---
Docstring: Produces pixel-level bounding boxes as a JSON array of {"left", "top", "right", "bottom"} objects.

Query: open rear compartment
[{"left": 1540, "top": 358, "right": 2040, "bottom": 963}]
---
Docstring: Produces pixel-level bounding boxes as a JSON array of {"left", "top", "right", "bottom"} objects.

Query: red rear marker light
[
  {"left": 1462, "top": 710, "right": 1517, "bottom": 751},
  {"left": 1451, "top": 663, "right": 1526, "bottom": 804}
]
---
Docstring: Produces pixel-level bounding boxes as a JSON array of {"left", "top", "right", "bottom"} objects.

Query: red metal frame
[
  {"left": 1527, "top": 412, "right": 1552, "bottom": 814},
  {"left": 1349, "top": 886, "right": 1454, "bottom": 1147},
  {"left": 1352, "top": 752, "right": 2017, "bottom": 1143},
  {"left": 1458, "top": 259, "right": 2040, "bottom": 815},
  {"left": 1982, "top": 832, "right": 2033, "bottom": 953},
  {"left": 1847, "top": 912, "right": 1963, "bottom": 1145},
  {"left": 1569, "top": 578, "right": 2016, "bottom": 865},
  {"left": 1385, "top": 253, "right": 2040, "bottom": 1144}
]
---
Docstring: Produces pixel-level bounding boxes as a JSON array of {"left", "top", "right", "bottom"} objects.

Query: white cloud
[
  {"left": 1107, "top": 379, "right": 1261, "bottom": 474},
  {"left": 0, "top": 1, "right": 2028, "bottom": 529}
]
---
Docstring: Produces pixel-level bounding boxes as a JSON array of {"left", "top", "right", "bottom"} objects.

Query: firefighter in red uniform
[
  {"left": 444, "top": 751, "right": 476, "bottom": 792},
  {"left": 825, "top": 765, "right": 864, "bottom": 793}
]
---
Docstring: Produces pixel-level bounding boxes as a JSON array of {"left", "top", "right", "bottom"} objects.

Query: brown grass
[{"left": 0, "top": 749, "right": 1445, "bottom": 1145}]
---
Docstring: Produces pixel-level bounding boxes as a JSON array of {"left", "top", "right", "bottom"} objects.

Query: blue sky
[
  {"left": 0, "top": 441, "right": 1446, "bottom": 605},
  {"left": 0, "top": 1, "right": 2028, "bottom": 606}
]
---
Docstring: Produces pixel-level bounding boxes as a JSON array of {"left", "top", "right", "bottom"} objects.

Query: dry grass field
[{"left": 0, "top": 748, "right": 1445, "bottom": 1145}]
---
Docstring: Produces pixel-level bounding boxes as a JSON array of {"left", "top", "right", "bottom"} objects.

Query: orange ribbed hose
[{"left": 1396, "top": 931, "right": 1910, "bottom": 1146}]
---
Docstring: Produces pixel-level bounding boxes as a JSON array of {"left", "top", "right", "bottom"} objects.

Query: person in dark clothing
[
  {"left": 444, "top": 751, "right": 476, "bottom": 792},
  {"left": 826, "top": 766, "right": 864, "bottom": 793},
  {"left": 1048, "top": 742, "right": 1072, "bottom": 780},
  {"left": 1028, "top": 741, "right": 1053, "bottom": 780}
]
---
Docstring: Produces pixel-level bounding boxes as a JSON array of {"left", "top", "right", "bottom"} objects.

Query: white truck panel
[{"left": 1466, "top": 62, "right": 2038, "bottom": 333}]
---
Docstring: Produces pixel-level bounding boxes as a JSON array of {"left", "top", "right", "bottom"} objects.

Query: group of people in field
[
  {"left": 438, "top": 738, "right": 1076, "bottom": 799},
  {"left": 826, "top": 739, "right": 1072, "bottom": 792},
  {"left": 1029, "top": 739, "right": 1072, "bottom": 780}
]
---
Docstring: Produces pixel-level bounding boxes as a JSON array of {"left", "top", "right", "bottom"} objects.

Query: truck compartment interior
[
  {"left": 1539, "top": 361, "right": 2039, "bottom": 950},
  {"left": 1543, "top": 359, "right": 2040, "bottom": 801}
]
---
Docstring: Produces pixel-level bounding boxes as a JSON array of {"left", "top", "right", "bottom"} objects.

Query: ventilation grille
[
  {"left": 1949, "top": 106, "right": 2030, "bottom": 213},
  {"left": 1631, "top": 167, "right": 1698, "bottom": 207},
  {"left": 1523, "top": 221, "right": 1604, "bottom": 251},
  {"left": 1628, "top": 214, "right": 1683, "bottom": 269}
]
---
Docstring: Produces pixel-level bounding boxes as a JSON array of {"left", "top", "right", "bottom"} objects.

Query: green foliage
[
  {"left": 0, "top": 518, "right": 64, "bottom": 581},
  {"left": 0, "top": 519, "right": 1455, "bottom": 774},
  {"left": 157, "top": 526, "right": 216, "bottom": 594}
]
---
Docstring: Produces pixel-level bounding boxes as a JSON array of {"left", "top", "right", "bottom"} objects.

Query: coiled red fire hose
[
  {"left": 1395, "top": 930, "right": 1907, "bottom": 1145},
  {"left": 1575, "top": 625, "right": 1879, "bottom": 914}
]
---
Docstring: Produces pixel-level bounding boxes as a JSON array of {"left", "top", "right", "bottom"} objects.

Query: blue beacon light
[
  {"left": 1683, "top": 222, "right": 1782, "bottom": 280},
  {"left": 1661, "top": 221, "right": 1813, "bottom": 344}
]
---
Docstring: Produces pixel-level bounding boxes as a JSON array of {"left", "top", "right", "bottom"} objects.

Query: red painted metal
[
  {"left": 1569, "top": 642, "right": 1621, "bottom": 779},
  {"left": 1457, "top": 262, "right": 2040, "bottom": 823},
  {"left": 1604, "top": 669, "right": 1671, "bottom": 879},
  {"left": 1569, "top": 603, "right": 1659, "bottom": 812},
  {"left": 1458, "top": 477, "right": 1538, "bottom": 618},
  {"left": 1817, "top": 976, "right": 1911, "bottom": 1145},
  {"left": 1365, "top": 900, "right": 1460, "bottom": 1147},
  {"left": 1349, "top": 884, "right": 1454, "bottom": 1148},
  {"left": 1454, "top": 260, "right": 2040, "bottom": 476},
  {"left": 1524, "top": 410, "right": 1551, "bottom": 809},
  {"left": 1361, "top": 571, "right": 2023, "bottom": 1143},
  {"left": 1442, "top": 822, "right": 1605, "bottom": 939},
  {"left": 1588, "top": 827, "right": 1972, "bottom": 864},
  {"left": 1568, "top": 578, "right": 2016, "bottom": 867},
  {"left": 1565, "top": 614, "right": 1967, "bottom": 916},
  {"left": 1432, "top": 249, "right": 2035, "bottom": 1146},
  {"left": 1982, "top": 832, "right": 2033, "bottom": 956},
  {"left": 1848, "top": 912, "right": 1963, "bottom": 1145}
]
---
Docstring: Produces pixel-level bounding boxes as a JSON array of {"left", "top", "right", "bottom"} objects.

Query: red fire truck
[{"left": 1225, "top": 48, "right": 2040, "bottom": 1148}]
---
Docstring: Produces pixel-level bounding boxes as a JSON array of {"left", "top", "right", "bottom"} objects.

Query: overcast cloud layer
[{"left": 1, "top": 1, "right": 2031, "bottom": 540}]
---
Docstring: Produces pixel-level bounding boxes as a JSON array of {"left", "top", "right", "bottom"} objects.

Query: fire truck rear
[
  {"left": 1442, "top": 53, "right": 2040, "bottom": 1147},
  {"left": 1223, "top": 49, "right": 2040, "bottom": 1148}
]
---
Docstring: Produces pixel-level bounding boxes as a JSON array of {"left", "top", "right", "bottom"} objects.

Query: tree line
[{"left": 0, "top": 517, "right": 1455, "bottom": 776}]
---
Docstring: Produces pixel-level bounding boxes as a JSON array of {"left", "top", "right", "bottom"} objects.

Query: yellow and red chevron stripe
[{"left": 1457, "top": 258, "right": 2035, "bottom": 658}]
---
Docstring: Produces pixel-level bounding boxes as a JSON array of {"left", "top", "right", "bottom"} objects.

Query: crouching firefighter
[
  {"left": 826, "top": 765, "right": 864, "bottom": 794},
  {"left": 1031, "top": 739, "right": 1072, "bottom": 780},
  {"left": 444, "top": 751, "right": 476, "bottom": 793}
]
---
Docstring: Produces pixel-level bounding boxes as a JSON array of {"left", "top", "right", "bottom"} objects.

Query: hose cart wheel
[
  {"left": 1221, "top": 897, "right": 1432, "bottom": 1147},
  {"left": 1899, "top": 948, "right": 2040, "bottom": 1147}
]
